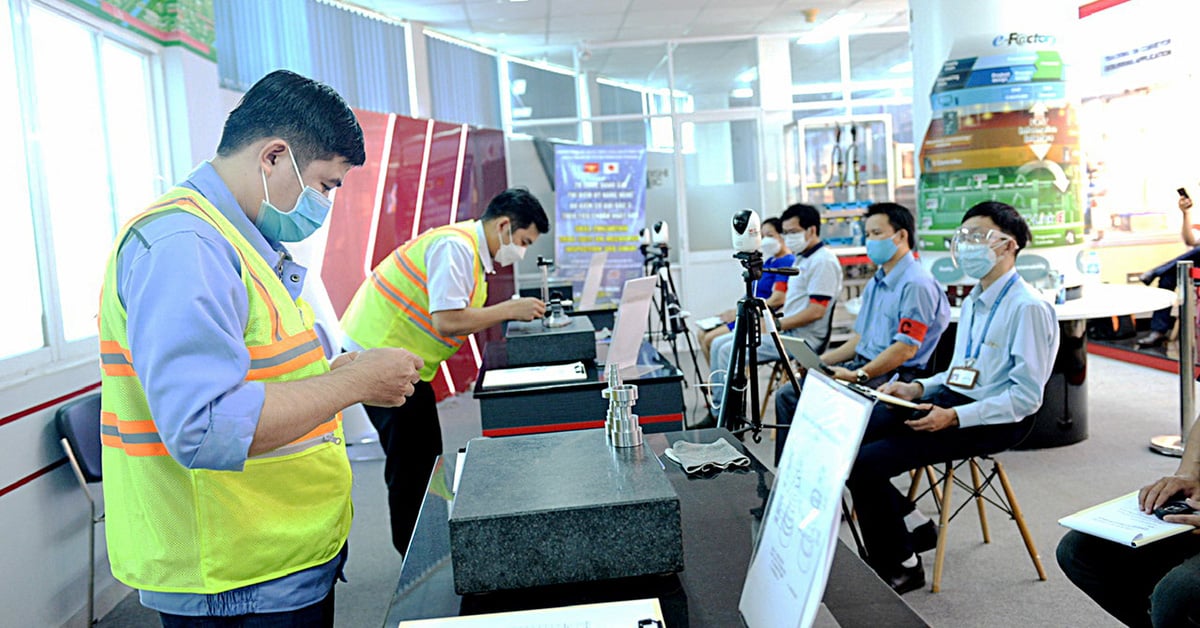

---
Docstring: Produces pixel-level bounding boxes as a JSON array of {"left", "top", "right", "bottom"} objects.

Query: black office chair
[{"left": 56, "top": 392, "right": 103, "bottom": 625}]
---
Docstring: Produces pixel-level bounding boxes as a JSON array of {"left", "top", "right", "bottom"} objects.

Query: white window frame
[{"left": 2, "top": 0, "right": 168, "bottom": 385}]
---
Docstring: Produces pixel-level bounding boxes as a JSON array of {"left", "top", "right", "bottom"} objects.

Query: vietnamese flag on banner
[{"left": 583, "top": 162, "right": 600, "bottom": 173}]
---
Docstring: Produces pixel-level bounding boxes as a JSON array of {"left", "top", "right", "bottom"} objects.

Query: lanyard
[{"left": 963, "top": 273, "right": 1018, "bottom": 367}]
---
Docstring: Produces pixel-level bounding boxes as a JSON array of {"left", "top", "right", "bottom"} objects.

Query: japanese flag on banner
[{"left": 603, "top": 162, "right": 619, "bottom": 174}]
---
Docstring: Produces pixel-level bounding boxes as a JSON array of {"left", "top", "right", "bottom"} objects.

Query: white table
[{"left": 940, "top": 283, "right": 1176, "bottom": 448}]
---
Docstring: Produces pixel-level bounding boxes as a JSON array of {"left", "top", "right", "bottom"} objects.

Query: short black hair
[
  {"left": 780, "top": 203, "right": 821, "bottom": 235},
  {"left": 481, "top": 188, "right": 550, "bottom": 233},
  {"left": 762, "top": 217, "right": 783, "bottom": 234},
  {"left": 962, "top": 201, "right": 1031, "bottom": 250},
  {"left": 217, "top": 70, "right": 365, "bottom": 168},
  {"left": 866, "top": 202, "right": 916, "bottom": 249}
]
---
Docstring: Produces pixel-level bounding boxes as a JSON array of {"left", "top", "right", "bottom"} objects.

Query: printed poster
[{"left": 554, "top": 145, "right": 647, "bottom": 308}]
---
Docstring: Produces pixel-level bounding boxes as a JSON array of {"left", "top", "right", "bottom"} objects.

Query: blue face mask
[
  {"left": 256, "top": 147, "right": 332, "bottom": 242},
  {"left": 954, "top": 242, "right": 998, "bottom": 279},
  {"left": 866, "top": 234, "right": 899, "bottom": 265}
]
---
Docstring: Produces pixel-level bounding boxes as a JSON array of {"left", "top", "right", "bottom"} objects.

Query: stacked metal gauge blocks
[{"left": 603, "top": 363, "right": 643, "bottom": 448}]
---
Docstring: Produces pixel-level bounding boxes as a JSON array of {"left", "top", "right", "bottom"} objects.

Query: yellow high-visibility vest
[
  {"left": 341, "top": 220, "right": 488, "bottom": 381},
  {"left": 98, "top": 188, "right": 352, "bottom": 593}
]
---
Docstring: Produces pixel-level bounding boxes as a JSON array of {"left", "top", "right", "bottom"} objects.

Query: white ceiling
[{"left": 347, "top": 0, "right": 910, "bottom": 72}]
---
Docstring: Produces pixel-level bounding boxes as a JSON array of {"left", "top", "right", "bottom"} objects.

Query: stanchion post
[{"left": 1151, "top": 260, "right": 1196, "bottom": 456}]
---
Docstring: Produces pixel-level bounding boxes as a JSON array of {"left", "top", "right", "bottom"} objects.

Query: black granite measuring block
[
  {"left": 504, "top": 315, "right": 596, "bottom": 366},
  {"left": 448, "top": 430, "right": 684, "bottom": 594}
]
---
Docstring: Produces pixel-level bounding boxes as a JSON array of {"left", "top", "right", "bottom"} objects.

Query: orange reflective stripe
[
  {"left": 370, "top": 273, "right": 458, "bottom": 348},
  {"left": 247, "top": 330, "right": 321, "bottom": 360},
  {"left": 391, "top": 250, "right": 426, "bottom": 288},
  {"left": 246, "top": 345, "right": 325, "bottom": 381},
  {"left": 99, "top": 340, "right": 137, "bottom": 376},
  {"left": 291, "top": 416, "right": 340, "bottom": 445},
  {"left": 101, "top": 411, "right": 169, "bottom": 457}
]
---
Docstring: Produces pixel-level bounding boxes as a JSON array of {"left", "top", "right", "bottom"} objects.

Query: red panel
[
  {"left": 321, "top": 112, "right": 509, "bottom": 402},
  {"left": 1079, "top": 0, "right": 1132, "bottom": 18},
  {"left": 322, "top": 109, "right": 392, "bottom": 316},
  {"left": 372, "top": 116, "right": 432, "bottom": 268}
]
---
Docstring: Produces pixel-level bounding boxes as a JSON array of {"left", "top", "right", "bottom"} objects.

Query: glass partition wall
[{"left": 501, "top": 28, "right": 914, "bottom": 314}]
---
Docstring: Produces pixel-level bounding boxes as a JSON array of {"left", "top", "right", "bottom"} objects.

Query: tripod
[
  {"left": 643, "top": 245, "right": 707, "bottom": 410},
  {"left": 717, "top": 251, "right": 799, "bottom": 440}
]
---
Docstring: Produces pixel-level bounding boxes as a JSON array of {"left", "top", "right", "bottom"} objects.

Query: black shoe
[
  {"left": 1136, "top": 330, "right": 1169, "bottom": 347},
  {"left": 883, "top": 557, "right": 926, "bottom": 595},
  {"left": 911, "top": 520, "right": 939, "bottom": 554}
]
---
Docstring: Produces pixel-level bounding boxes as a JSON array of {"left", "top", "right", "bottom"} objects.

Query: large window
[{"left": 3, "top": 2, "right": 163, "bottom": 369}]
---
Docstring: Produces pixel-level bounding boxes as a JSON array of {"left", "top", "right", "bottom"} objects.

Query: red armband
[
  {"left": 898, "top": 318, "right": 929, "bottom": 342},
  {"left": 809, "top": 295, "right": 832, "bottom": 306}
]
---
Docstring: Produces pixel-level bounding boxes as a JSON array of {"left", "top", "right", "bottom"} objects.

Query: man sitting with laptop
[
  {"left": 706, "top": 204, "right": 842, "bottom": 424},
  {"left": 846, "top": 201, "right": 1058, "bottom": 594},
  {"left": 774, "top": 202, "right": 950, "bottom": 463}
]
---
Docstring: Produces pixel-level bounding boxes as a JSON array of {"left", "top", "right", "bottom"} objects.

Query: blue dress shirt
[
  {"left": 115, "top": 162, "right": 342, "bottom": 615},
  {"left": 916, "top": 268, "right": 1060, "bottom": 428},
  {"left": 852, "top": 253, "right": 950, "bottom": 370}
]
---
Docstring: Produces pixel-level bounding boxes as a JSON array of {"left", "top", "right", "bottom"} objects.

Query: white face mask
[
  {"left": 760, "top": 236, "right": 782, "bottom": 257},
  {"left": 495, "top": 223, "right": 526, "bottom": 267},
  {"left": 783, "top": 232, "right": 807, "bottom": 252}
]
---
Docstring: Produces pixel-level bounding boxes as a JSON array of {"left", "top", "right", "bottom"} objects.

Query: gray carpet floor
[{"left": 97, "top": 353, "right": 1184, "bottom": 627}]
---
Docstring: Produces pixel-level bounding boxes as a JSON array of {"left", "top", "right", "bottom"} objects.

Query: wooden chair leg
[
  {"left": 969, "top": 458, "right": 991, "bottom": 543},
  {"left": 995, "top": 460, "right": 1047, "bottom": 581},
  {"left": 907, "top": 468, "right": 923, "bottom": 502},
  {"left": 931, "top": 463, "right": 955, "bottom": 593}
]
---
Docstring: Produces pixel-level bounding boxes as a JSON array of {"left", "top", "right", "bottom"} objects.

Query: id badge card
[{"left": 947, "top": 366, "right": 979, "bottom": 389}]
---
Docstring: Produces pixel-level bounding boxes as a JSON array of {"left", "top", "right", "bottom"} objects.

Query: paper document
[
  {"left": 1058, "top": 491, "right": 1194, "bottom": 547},
  {"left": 740, "top": 372, "right": 872, "bottom": 628},
  {"left": 578, "top": 251, "right": 608, "bottom": 311},
  {"left": 398, "top": 597, "right": 663, "bottom": 627},
  {"left": 480, "top": 361, "right": 587, "bottom": 389},
  {"left": 695, "top": 316, "right": 724, "bottom": 331}
]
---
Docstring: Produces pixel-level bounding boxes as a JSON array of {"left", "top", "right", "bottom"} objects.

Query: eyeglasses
[{"left": 951, "top": 227, "right": 1012, "bottom": 246}]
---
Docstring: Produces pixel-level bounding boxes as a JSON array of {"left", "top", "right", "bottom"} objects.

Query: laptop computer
[
  {"left": 777, "top": 335, "right": 920, "bottom": 409},
  {"left": 778, "top": 335, "right": 835, "bottom": 376},
  {"left": 599, "top": 275, "right": 658, "bottom": 376},
  {"left": 577, "top": 251, "right": 608, "bottom": 311}
]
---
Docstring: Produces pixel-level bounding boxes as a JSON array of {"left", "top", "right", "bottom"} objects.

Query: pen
[{"left": 885, "top": 372, "right": 900, "bottom": 387}]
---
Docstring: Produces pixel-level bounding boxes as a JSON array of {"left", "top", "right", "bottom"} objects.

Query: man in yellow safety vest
[
  {"left": 98, "top": 70, "right": 423, "bottom": 626},
  {"left": 341, "top": 188, "right": 549, "bottom": 554}
]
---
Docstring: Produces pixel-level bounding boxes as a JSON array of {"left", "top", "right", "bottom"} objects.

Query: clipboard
[{"left": 836, "top": 380, "right": 922, "bottom": 409}]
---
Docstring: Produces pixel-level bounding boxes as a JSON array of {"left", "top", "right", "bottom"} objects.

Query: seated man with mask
[
  {"left": 847, "top": 201, "right": 1058, "bottom": 593},
  {"left": 706, "top": 203, "right": 842, "bottom": 423},
  {"left": 773, "top": 202, "right": 950, "bottom": 464},
  {"left": 698, "top": 216, "right": 794, "bottom": 364}
]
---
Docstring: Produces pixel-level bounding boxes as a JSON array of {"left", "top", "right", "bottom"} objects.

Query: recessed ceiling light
[
  {"left": 889, "top": 61, "right": 912, "bottom": 74},
  {"left": 731, "top": 87, "right": 754, "bottom": 99}
]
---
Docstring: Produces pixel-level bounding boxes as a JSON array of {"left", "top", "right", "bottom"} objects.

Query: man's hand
[
  {"left": 1162, "top": 497, "right": 1200, "bottom": 527},
  {"left": 827, "top": 365, "right": 855, "bottom": 382},
  {"left": 344, "top": 347, "right": 424, "bottom": 407},
  {"left": 879, "top": 380, "right": 922, "bottom": 400},
  {"left": 718, "top": 309, "right": 736, "bottom": 324},
  {"left": 329, "top": 351, "right": 358, "bottom": 371},
  {"left": 505, "top": 297, "right": 546, "bottom": 322},
  {"left": 1180, "top": 196, "right": 1193, "bottom": 213},
  {"left": 1139, "top": 474, "right": 1200, "bottom": 514},
  {"left": 905, "top": 404, "right": 958, "bottom": 432}
]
